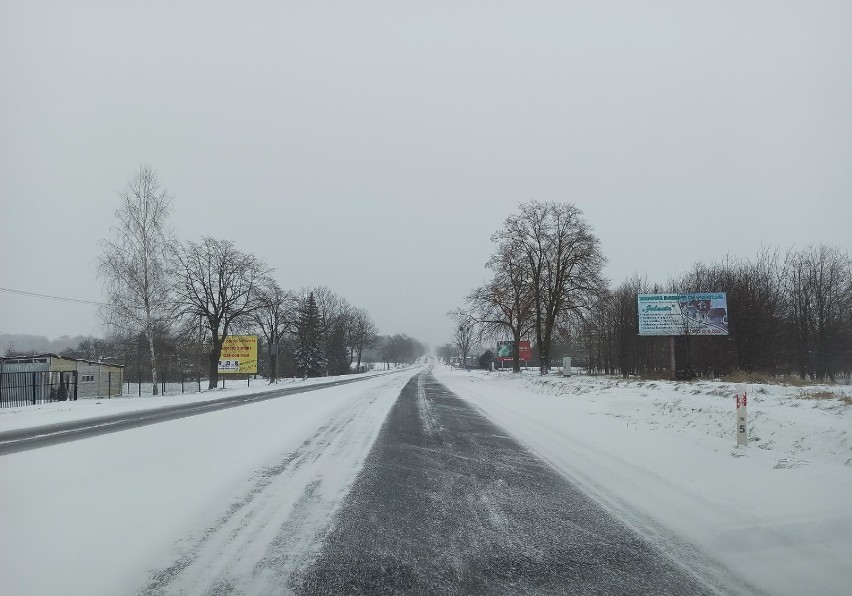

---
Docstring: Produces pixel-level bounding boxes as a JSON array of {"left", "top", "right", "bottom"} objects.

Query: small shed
[
  {"left": 73, "top": 357, "right": 124, "bottom": 398},
  {"left": 0, "top": 354, "right": 123, "bottom": 404}
]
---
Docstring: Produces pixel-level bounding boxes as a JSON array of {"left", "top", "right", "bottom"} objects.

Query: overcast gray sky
[{"left": 2, "top": 0, "right": 851, "bottom": 350}]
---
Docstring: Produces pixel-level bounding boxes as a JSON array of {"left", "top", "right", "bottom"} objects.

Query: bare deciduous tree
[
  {"left": 449, "top": 309, "right": 477, "bottom": 370},
  {"left": 784, "top": 244, "right": 852, "bottom": 381},
  {"left": 496, "top": 201, "right": 606, "bottom": 374},
  {"left": 172, "top": 237, "right": 269, "bottom": 389},
  {"left": 98, "top": 165, "right": 175, "bottom": 395},
  {"left": 252, "top": 277, "right": 296, "bottom": 383},
  {"left": 469, "top": 236, "right": 535, "bottom": 373},
  {"left": 348, "top": 307, "right": 379, "bottom": 372}
]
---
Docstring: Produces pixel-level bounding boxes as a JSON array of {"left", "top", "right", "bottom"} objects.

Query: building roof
[{"left": 0, "top": 353, "right": 124, "bottom": 368}]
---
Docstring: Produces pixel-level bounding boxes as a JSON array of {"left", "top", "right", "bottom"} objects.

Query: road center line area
[{"left": 296, "top": 371, "right": 722, "bottom": 595}]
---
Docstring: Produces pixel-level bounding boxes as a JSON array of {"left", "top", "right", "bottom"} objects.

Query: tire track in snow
[
  {"left": 138, "top": 371, "right": 415, "bottom": 596},
  {"left": 416, "top": 371, "right": 441, "bottom": 438}
]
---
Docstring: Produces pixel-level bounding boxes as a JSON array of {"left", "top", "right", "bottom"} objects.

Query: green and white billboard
[{"left": 637, "top": 293, "right": 728, "bottom": 336}]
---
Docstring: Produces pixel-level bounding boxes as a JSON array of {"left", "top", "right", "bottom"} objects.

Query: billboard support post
[
  {"left": 670, "top": 337, "right": 676, "bottom": 375},
  {"left": 638, "top": 293, "right": 728, "bottom": 379}
]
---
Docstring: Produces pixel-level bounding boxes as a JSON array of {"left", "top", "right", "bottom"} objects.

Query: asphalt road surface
[
  {"left": 0, "top": 371, "right": 401, "bottom": 456},
  {"left": 297, "top": 370, "right": 718, "bottom": 595}
]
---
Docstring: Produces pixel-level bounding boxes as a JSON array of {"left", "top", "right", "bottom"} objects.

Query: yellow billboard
[{"left": 218, "top": 335, "right": 258, "bottom": 374}]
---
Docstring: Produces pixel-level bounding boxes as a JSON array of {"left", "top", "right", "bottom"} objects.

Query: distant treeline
[
  {"left": 453, "top": 200, "right": 851, "bottom": 382},
  {"left": 3, "top": 327, "right": 426, "bottom": 382},
  {"left": 0, "top": 334, "right": 90, "bottom": 356},
  {"left": 577, "top": 246, "right": 852, "bottom": 381}
]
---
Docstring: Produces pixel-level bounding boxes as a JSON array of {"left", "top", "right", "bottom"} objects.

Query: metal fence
[
  {"left": 0, "top": 370, "right": 79, "bottom": 408},
  {"left": 0, "top": 369, "right": 257, "bottom": 405},
  {"left": 127, "top": 370, "right": 205, "bottom": 397},
  {"left": 125, "top": 370, "right": 256, "bottom": 396}
]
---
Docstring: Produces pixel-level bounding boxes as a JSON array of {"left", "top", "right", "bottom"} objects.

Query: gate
[{"left": 0, "top": 370, "right": 78, "bottom": 407}]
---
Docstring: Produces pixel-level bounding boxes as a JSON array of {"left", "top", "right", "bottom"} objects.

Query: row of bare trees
[
  {"left": 449, "top": 200, "right": 851, "bottom": 382},
  {"left": 452, "top": 201, "right": 607, "bottom": 373},
  {"left": 97, "top": 166, "right": 386, "bottom": 392},
  {"left": 576, "top": 246, "right": 852, "bottom": 381}
]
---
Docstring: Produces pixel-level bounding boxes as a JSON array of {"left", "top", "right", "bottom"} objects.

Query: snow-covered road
[
  {"left": 0, "top": 368, "right": 419, "bottom": 596},
  {"left": 298, "top": 370, "right": 727, "bottom": 595},
  {"left": 2, "top": 362, "right": 849, "bottom": 595}
]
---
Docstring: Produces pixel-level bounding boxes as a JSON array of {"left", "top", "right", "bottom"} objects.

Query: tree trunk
[
  {"left": 268, "top": 338, "right": 277, "bottom": 383},
  {"left": 535, "top": 313, "right": 546, "bottom": 375},
  {"left": 539, "top": 327, "right": 551, "bottom": 375},
  {"left": 512, "top": 329, "right": 521, "bottom": 373},
  {"left": 356, "top": 348, "right": 363, "bottom": 373},
  {"left": 147, "top": 332, "right": 159, "bottom": 395},
  {"left": 208, "top": 337, "right": 222, "bottom": 389}
]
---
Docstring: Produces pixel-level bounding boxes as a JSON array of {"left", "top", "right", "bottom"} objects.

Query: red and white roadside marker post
[{"left": 735, "top": 385, "right": 748, "bottom": 447}]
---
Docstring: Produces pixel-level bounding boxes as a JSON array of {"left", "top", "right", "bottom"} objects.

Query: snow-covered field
[
  {"left": 434, "top": 365, "right": 852, "bottom": 596},
  {"left": 0, "top": 368, "right": 421, "bottom": 596}
]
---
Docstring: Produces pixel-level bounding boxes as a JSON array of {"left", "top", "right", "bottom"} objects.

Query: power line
[{"left": 0, "top": 287, "right": 108, "bottom": 306}]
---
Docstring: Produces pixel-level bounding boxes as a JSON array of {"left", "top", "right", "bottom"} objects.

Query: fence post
[
  {"left": 32, "top": 372, "right": 37, "bottom": 405},
  {"left": 138, "top": 369, "right": 142, "bottom": 397},
  {"left": 108, "top": 372, "right": 112, "bottom": 398},
  {"left": 73, "top": 371, "right": 78, "bottom": 401},
  {"left": 181, "top": 371, "right": 185, "bottom": 393}
]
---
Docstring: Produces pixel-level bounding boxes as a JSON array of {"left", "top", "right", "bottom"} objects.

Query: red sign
[{"left": 496, "top": 340, "right": 532, "bottom": 362}]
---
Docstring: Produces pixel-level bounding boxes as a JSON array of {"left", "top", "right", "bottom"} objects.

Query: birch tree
[{"left": 98, "top": 165, "right": 175, "bottom": 395}]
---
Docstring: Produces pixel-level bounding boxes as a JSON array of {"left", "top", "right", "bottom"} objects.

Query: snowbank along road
[{"left": 0, "top": 370, "right": 402, "bottom": 455}]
